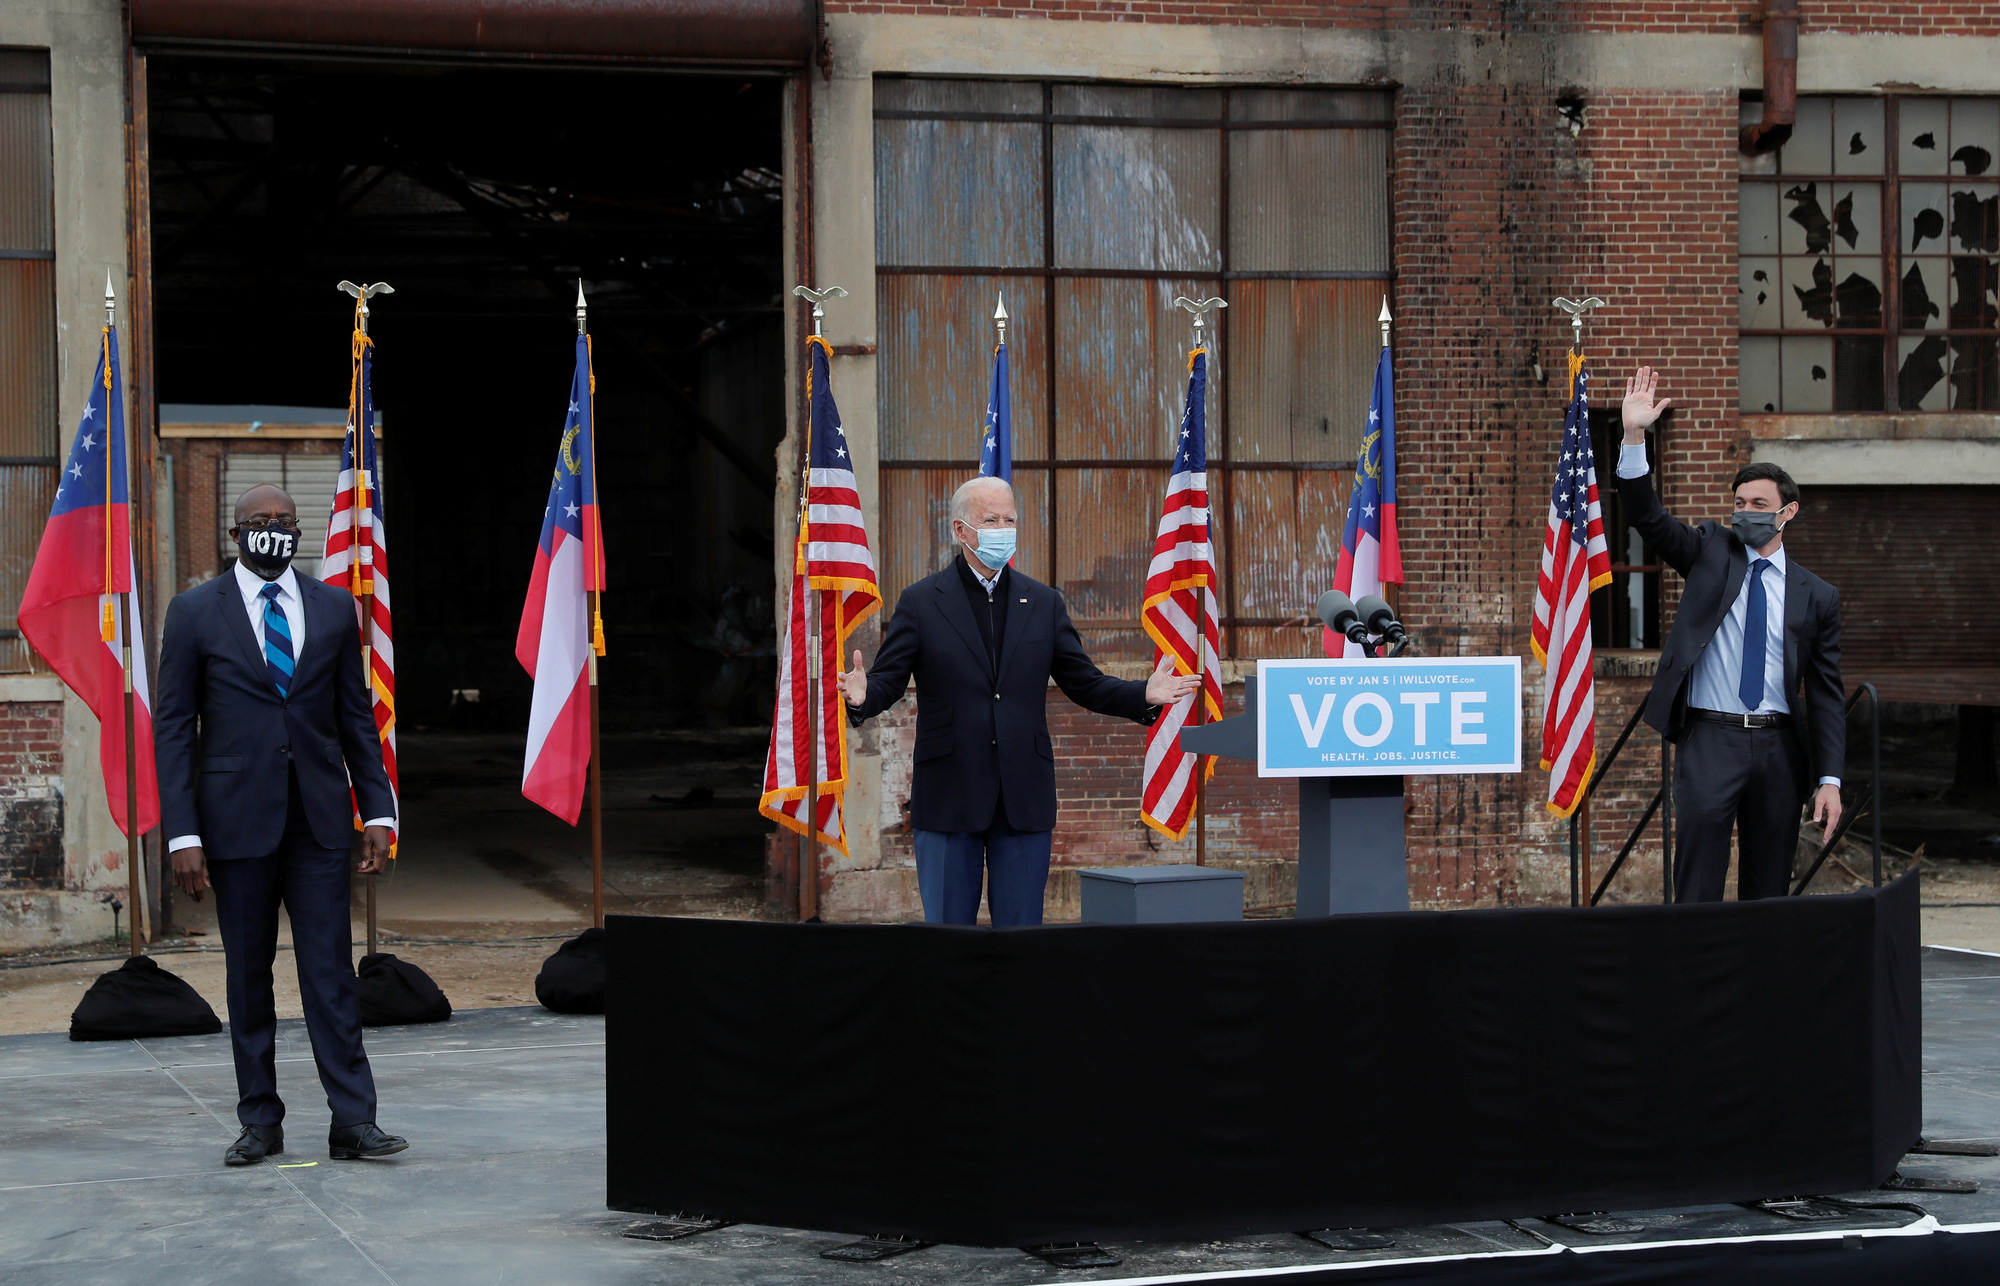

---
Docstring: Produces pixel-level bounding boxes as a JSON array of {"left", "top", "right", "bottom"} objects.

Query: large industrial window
[
  {"left": 0, "top": 49, "right": 56, "bottom": 675},
  {"left": 1739, "top": 96, "right": 2000, "bottom": 413},
  {"left": 874, "top": 80, "right": 1392, "bottom": 661}
]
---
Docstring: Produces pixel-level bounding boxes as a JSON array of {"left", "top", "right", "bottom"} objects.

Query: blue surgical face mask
[{"left": 967, "top": 525, "right": 1016, "bottom": 572}]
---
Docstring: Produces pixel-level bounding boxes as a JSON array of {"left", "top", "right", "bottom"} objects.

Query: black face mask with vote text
[{"left": 235, "top": 524, "right": 299, "bottom": 575}]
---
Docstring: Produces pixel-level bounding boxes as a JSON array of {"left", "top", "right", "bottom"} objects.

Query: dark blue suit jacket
[
  {"left": 1616, "top": 470, "right": 1844, "bottom": 789},
  {"left": 154, "top": 570, "right": 396, "bottom": 861},
  {"left": 851, "top": 558, "right": 1154, "bottom": 833}
]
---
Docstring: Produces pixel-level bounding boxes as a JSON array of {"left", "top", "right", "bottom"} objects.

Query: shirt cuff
[
  {"left": 1817, "top": 777, "right": 1841, "bottom": 789},
  {"left": 362, "top": 817, "right": 398, "bottom": 831},
  {"left": 167, "top": 834, "right": 202, "bottom": 853},
  {"left": 1615, "top": 443, "right": 1650, "bottom": 479}
]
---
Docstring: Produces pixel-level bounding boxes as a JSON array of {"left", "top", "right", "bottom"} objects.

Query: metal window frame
[
  {"left": 1741, "top": 94, "right": 2000, "bottom": 413},
  {"left": 874, "top": 81, "right": 1395, "bottom": 653}
]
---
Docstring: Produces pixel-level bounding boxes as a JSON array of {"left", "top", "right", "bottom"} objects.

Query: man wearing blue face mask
[
  {"left": 1616, "top": 367, "right": 1846, "bottom": 902},
  {"left": 840, "top": 476, "right": 1199, "bottom": 925}
]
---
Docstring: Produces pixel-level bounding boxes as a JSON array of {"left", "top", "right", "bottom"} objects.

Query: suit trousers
[
  {"left": 206, "top": 767, "right": 376, "bottom": 1127},
  {"left": 913, "top": 822, "right": 1053, "bottom": 926},
  {"left": 1672, "top": 719, "right": 1807, "bottom": 903}
]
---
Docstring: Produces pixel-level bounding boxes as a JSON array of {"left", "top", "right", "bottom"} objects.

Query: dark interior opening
[{"left": 146, "top": 56, "right": 783, "bottom": 734}]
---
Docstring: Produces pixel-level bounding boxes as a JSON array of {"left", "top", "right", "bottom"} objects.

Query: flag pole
[
  {"left": 340, "top": 279, "right": 393, "bottom": 953},
  {"left": 1553, "top": 294, "right": 1606, "bottom": 901},
  {"left": 790, "top": 286, "right": 833, "bottom": 921},
  {"left": 1174, "top": 296, "right": 1226, "bottom": 866},
  {"left": 106, "top": 276, "right": 142, "bottom": 954},
  {"left": 579, "top": 282, "right": 606, "bottom": 929}
]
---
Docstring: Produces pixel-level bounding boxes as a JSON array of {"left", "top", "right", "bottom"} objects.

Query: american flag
[
  {"left": 322, "top": 313, "right": 398, "bottom": 830},
  {"left": 1530, "top": 353, "right": 1612, "bottom": 818},
  {"left": 760, "top": 336, "right": 880, "bottom": 855},
  {"left": 1139, "top": 348, "right": 1223, "bottom": 840}
]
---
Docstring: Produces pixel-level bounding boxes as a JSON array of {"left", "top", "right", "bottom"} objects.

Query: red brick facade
[{"left": 0, "top": 701, "right": 65, "bottom": 890}]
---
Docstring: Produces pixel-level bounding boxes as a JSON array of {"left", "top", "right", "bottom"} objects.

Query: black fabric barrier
[{"left": 605, "top": 872, "right": 1921, "bottom": 1246}]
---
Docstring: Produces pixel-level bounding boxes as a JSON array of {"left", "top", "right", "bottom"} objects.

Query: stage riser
[{"left": 605, "top": 874, "right": 1921, "bottom": 1246}]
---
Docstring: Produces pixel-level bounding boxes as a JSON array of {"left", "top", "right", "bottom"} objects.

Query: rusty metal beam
[{"left": 130, "top": 0, "right": 817, "bottom": 68}]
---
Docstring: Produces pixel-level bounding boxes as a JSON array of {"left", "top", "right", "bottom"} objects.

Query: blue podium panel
[
  {"left": 1256, "top": 658, "right": 1523, "bottom": 778},
  {"left": 1079, "top": 866, "right": 1245, "bottom": 924}
]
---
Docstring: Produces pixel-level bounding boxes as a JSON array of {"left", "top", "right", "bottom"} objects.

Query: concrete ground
[{"left": 2, "top": 953, "right": 1996, "bottom": 1284}]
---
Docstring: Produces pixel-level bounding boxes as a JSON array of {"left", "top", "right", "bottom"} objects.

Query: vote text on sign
[{"left": 1256, "top": 657, "right": 1523, "bottom": 778}]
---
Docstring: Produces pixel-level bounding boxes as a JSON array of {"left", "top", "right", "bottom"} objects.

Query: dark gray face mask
[
  {"left": 1730, "top": 509, "right": 1782, "bottom": 550},
  {"left": 235, "top": 524, "right": 299, "bottom": 574}
]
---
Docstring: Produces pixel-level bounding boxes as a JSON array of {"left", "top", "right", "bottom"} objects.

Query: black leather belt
[{"left": 1690, "top": 707, "right": 1792, "bottom": 729}]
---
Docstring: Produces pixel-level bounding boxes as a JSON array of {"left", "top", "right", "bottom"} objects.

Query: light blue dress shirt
[{"left": 1616, "top": 443, "right": 1838, "bottom": 788}]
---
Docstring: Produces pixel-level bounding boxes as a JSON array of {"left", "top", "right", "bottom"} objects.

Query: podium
[{"left": 1180, "top": 658, "right": 1523, "bottom": 917}]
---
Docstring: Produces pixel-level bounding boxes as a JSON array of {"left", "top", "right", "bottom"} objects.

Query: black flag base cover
[
  {"left": 535, "top": 927, "right": 606, "bottom": 1014},
  {"left": 357, "top": 953, "right": 453, "bottom": 1026},
  {"left": 69, "top": 955, "right": 222, "bottom": 1042}
]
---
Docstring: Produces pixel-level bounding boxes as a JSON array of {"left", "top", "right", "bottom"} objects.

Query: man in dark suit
[
  {"left": 839, "top": 476, "right": 1198, "bottom": 925},
  {"left": 1616, "top": 367, "right": 1845, "bottom": 901},
  {"left": 155, "top": 484, "right": 407, "bottom": 1166}
]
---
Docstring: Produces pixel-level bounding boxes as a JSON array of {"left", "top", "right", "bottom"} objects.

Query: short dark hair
[{"left": 1732, "top": 461, "right": 1799, "bottom": 508}]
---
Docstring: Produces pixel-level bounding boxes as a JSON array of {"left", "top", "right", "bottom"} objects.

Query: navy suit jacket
[
  {"left": 154, "top": 569, "right": 397, "bottom": 861},
  {"left": 1615, "top": 470, "right": 1845, "bottom": 789},
  {"left": 851, "top": 558, "right": 1155, "bottom": 833}
]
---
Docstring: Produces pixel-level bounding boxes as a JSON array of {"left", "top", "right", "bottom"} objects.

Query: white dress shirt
[
  {"left": 167, "top": 561, "right": 397, "bottom": 853},
  {"left": 1616, "top": 444, "right": 1838, "bottom": 787}
]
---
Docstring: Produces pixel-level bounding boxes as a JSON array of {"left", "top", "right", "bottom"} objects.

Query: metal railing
[{"left": 1570, "top": 683, "right": 1883, "bottom": 906}]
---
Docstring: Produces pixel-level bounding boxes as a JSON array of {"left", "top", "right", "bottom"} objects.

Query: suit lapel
[
  {"left": 1783, "top": 562, "right": 1807, "bottom": 697},
  {"left": 935, "top": 564, "right": 995, "bottom": 679},
  {"left": 215, "top": 574, "right": 268, "bottom": 681}
]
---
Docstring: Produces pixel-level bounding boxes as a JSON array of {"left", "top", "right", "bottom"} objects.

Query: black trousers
[
  {"left": 1672, "top": 719, "right": 1807, "bottom": 902},
  {"left": 206, "top": 768, "right": 376, "bottom": 1127}
]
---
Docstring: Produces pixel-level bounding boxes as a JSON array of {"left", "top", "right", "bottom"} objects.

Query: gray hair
[{"left": 949, "top": 476, "right": 1014, "bottom": 528}]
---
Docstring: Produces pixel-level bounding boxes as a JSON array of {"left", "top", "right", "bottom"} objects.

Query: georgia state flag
[{"left": 1326, "top": 345, "right": 1403, "bottom": 657}]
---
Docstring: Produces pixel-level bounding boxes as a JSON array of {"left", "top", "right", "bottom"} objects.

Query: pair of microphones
[{"left": 1315, "top": 589, "right": 1414, "bottom": 657}]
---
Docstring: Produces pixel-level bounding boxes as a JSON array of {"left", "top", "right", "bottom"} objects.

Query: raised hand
[
  {"left": 1145, "top": 653, "right": 1202, "bottom": 707},
  {"left": 839, "top": 649, "right": 867, "bottom": 708},
  {"left": 1621, "top": 365, "right": 1673, "bottom": 440}
]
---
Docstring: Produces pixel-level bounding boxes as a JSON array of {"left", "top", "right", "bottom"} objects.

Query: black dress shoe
[
  {"left": 328, "top": 1121, "right": 408, "bottom": 1160},
  {"left": 224, "top": 1123, "right": 283, "bottom": 1167}
]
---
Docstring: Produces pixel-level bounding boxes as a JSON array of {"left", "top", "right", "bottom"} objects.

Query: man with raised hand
[{"left": 1616, "top": 368, "right": 1846, "bottom": 902}]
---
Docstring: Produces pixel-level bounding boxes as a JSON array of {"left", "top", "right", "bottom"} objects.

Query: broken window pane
[
  {"left": 1740, "top": 256, "right": 1781, "bottom": 329},
  {"left": 1780, "top": 335, "right": 1835, "bottom": 411},
  {"left": 1781, "top": 256, "right": 1835, "bottom": 329},
  {"left": 1951, "top": 336, "right": 1999, "bottom": 409},
  {"left": 1740, "top": 181, "right": 1780, "bottom": 254},
  {"left": 1833, "top": 337, "right": 1885, "bottom": 410},
  {"left": 1950, "top": 100, "right": 1999, "bottom": 177},
  {"left": 1781, "top": 98, "right": 1834, "bottom": 175},
  {"left": 1900, "top": 98, "right": 1951, "bottom": 175},
  {"left": 1740, "top": 336, "right": 1781, "bottom": 412},
  {"left": 1833, "top": 257, "right": 1883, "bottom": 328},
  {"left": 1902, "top": 257, "right": 1948, "bottom": 329},
  {"left": 1833, "top": 98, "right": 1885, "bottom": 175},
  {"left": 1740, "top": 99, "right": 1779, "bottom": 176},
  {"left": 1949, "top": 255, "right": 1999, "bottom": 329},
  {"left": 1230, "top": 129, "right": 1389, "bottom": 272},
  {"left": 1826, "top": 181, "right": 1881, "bottom": 254},
  {"left": 1780, "top": 181, "right": 1834, "bottom": 255},
  {"left": 1950, "top": 185, "right": 1999, "bottom": 253},
  {"left": 1904, "top": 181, "right": 1950, "bottom": 253},
  {"left": 1897, "top": 334, "right": 1952, "bottom": 410},
  {"left": 1052, "top": 124, "right": 1221, "bottom": 272}
]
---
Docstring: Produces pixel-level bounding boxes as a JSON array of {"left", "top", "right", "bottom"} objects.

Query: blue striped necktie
[{"left": 260, "top": 582, "right": 295, "bottom": 698}]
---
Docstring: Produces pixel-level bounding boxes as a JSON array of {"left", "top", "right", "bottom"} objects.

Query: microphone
[
  {"left": 1355, "top": 594, "right": 1414, "bottom": 657},
  {"left": 1315, "top": 590, "right": 1370, "bottom": 648}
]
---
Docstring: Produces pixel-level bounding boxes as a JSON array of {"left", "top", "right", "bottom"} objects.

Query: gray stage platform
[{"left": 3, "top": 946, "right": 1998, "bottom": 1285}]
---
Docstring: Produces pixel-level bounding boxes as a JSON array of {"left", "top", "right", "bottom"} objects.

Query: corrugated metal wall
[
  {"left": 874, "top": 80, "right": 1390, "bottom": 660},
  {"left": 0, "top": 51, "right": 55, "bottom": 675}
]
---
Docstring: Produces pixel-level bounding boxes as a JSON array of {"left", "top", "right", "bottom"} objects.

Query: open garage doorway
[{"left": 146, "top": 57, "right": 785, "bottom": 943}]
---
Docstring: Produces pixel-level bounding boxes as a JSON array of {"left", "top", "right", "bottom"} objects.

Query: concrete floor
[{"left": 3, "top": 948, "right": 1998, "bottom": 1285}]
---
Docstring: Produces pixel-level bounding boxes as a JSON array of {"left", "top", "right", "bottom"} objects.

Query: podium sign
[{"left": 1256, "top": 657, "right": 1523, "bottom": 778}]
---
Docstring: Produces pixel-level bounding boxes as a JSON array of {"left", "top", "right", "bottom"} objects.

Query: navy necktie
[
  {"left": 1738, "top": 558, "right": 1771, "bottom": 711},
  {"left": 260, "top": 582, "right": 295, "bottom": 698}
]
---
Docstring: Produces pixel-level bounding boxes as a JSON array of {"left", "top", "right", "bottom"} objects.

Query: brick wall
[{"left": 0, "top": 701, "right": 65, "bottom": 890}]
